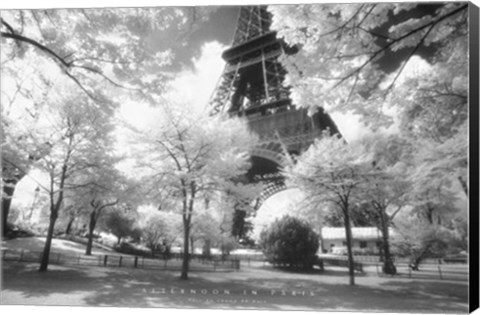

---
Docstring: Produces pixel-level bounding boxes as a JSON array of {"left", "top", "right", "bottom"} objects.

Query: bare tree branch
[
  {"left": 1, "top": 19, "right": 15, "bottom": 34},
  {"left": 333, "top": 4, "right": 468, "bottom": 89},
  {"left": 383, "top": 24, "right": 435, "bottom": 93}
]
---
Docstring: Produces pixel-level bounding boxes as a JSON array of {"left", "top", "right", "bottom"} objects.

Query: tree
[
  {"left": 231, "top": 208, "right": 253, "bottom": 241},
  {"left": 323, "top": 201, "right": 378, "bottom": 228},
  {"left": 187, "top": 184, "right": 255, "bottom": 257},
  {"left": 353, "top": 134, "right": 413, "bottom": 274},
  {"left": 189, "top": 208, "right": 235, "bottom": 258},
  {"left": 32, "top": 86, "right": 116, "bottom": 271},
  {"left": 1, "top": 8, "right": 216, "bottom": 232},
  {"left": 103, "top": 204, "right": 138, "bottom": 245},
  {"left": 131, "top": 102, "right": 257, "bottom": 279},
  {"left": 1, "top": 8, "right": 215, "bottom": 101},
  {"left": 220, "top": 179, "right": 259, "bottom": 243},
  {"left": 81, "top": 167, "right": 132, "bottom": 255},
  {"left": 392, "top": 182, "right": 467, "bottom": 270},
  {"left": 259, "top": 216, "right": 319, "bottom": 270},
  {"left": 60, "top": 203, "right": 86, "bottom": 236},
  {"left": 268, "top": 3, "right": 468, "bottom": 129},
  {"left": 406, "top": 125, "right": 468, "bottom": 200},
  {"left": 392, "top": 214, "right": 456, "bottom": 269},
  {"left": 142, "top": 218, "right": 168, "bottom": 256},
  {"left": 391, "top": 48, "right": 468, "bottom": 199},
  {"left": 54, "top": 185, "right": 96, "bottom": 236},
  {"left": 285, "top": 133, "right": 375, "bottom": 285},
  {"left": 270, "top": 3, "right": 469, "bottom": 276},
  {"left": 269, "top": 2, "right": 468, "bottom": 201},
  {"left": 189, "top": 212, "right": 219, "bottom": 256},
  {"left": 1, "top": 61, "right": 54, "bottom": 234},
  {"left": 139, "top": 208, "right": 182, "bottom": 257}
]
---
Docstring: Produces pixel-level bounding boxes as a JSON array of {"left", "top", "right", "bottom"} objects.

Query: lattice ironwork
[
  {"left": 253, "top": 172, "right": 288, "bottom": 207},
  {"left": 209, "top": 6, "right": 288, "bottom": 116},
  {"left": 209, "top": 5, "right": 340, "bottom": 210},
  {"left": 231, "top": 6, "right": 273, "bottom": 47}
]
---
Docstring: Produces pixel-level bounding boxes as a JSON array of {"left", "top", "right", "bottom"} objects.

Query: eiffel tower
[{"left": 210, "top": 6, "right": 339, "bottom": 209}]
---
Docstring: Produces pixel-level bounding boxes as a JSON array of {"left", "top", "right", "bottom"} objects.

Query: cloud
[
  {"left": 331, "top": 56, "right": 433, "bottom": 143},
  {"left": 164, "top": 41, "right": 227, "bottom": 113},
  {"left": 380, "top": 55, "right": 433, "bottom": 90},
  {"left": 117, "top": 40, "right": 226, "bottom": 129},
  {"left": 330, "top": 112, "right": 371, "bottom": 143},
  {"left": 115, "top": 41, "right": 227, "bottom": 176}
]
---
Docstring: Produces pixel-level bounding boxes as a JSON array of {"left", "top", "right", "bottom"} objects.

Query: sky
[
  {"left": 117, "top": 4, "right": 381, "bottom": 141},
  {"left": 148, "top": 6, "right": 239, "bottom": 70},
  {"left": 117, "top": 3, "right": 444, "bottom": 143},
  {"left": 113, "top": 4, "right": 443, "bottom": 220},
  {"left": 11, "top": 2, "right": 437, "bottom": 217}
]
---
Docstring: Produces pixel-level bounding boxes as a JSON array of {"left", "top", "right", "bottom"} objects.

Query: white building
[{"left": 321, "top": 227, "right": 397, "bottom": 254}]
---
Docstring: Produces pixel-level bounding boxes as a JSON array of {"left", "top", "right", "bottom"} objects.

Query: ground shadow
[
  {"left": 1, "top": 263, "right": 113, "bottom": 299},
  {"left": 258, "top": 264, "right": 369, "bottom": 278},
  {"left": 1, "top": 261, "right": 468, "bottom": 312},
  {"left": 2, "top": 236, "right": 111, "bottom": 256}
]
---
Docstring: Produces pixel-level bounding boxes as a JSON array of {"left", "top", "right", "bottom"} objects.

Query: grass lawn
[
  {"left": 1, "top": 236, "right": 114, "bottom": 256},
  {"left": 1, "top": 237, "right": 469, "bottom": 312},
  {"left": 1, "top": 237, "right": 238, "bottom": 271}
]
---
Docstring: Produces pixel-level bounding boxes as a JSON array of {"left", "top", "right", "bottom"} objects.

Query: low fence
[
  {"left": 318, "top": 254, "right": 446, "bottom": 265},
  {"left": 372, "top": 262, "right": 469, "bottom": 282},
  {"left": 319, "top": 257, "right": 364, "bottom": 272},
  {"left": 229, "top": 253, "right": 266, "bottom": 267},
  {"left": 1, "top": 249, "right": 241, "bottom": 272},
  {"left": 234, "top": 252, "right": 453, "bottom": 265}
]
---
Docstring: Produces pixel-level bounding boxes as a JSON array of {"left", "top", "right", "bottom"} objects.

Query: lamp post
[{"left": 28, "top": 186, "right": 41, "bottom": 220}]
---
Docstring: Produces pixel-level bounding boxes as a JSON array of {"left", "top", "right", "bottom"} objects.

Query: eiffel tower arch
[{"left": 209, "top": 6, "right": 340, "bottom": 212}]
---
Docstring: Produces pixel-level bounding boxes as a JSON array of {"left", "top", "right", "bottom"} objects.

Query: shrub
[
  {"left": 259, "top": 216, "right": 319, "bottom": 270},
  {"left": 220, "top": 236, "right": 237, "bottom": 258},
  {"left": 114, "top": 242, "right": 151, "bottom": 257}
]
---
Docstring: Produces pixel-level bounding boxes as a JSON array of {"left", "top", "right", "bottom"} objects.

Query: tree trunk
[
  {"left": 318, "top": 213, "right": 325, "bottom": 253},
  {"left": 39, "top": 209, "right": 58, "bottom": 272},
  {"left": 86, "top": 211, "right": 97, "bottom": 256},
  {"left": 342, "top": 206, "right": 355, "bottom": 286},
  {"left": 180, "top": 216, "right": 191, "bottom": 280},
  {"left": 2, "top": 179, "right": 18, "bottom": 235},
  {"left": 190, "top": 237, "right": 195, "bottom": 255},
  {"left": 411, "top": 244, "right": 432, "bottom": 270},
  {"left": 379, "top": 210, "right": 396, "bottom": 275},
  {"left": 203, "top": 239, "right": 212, "bottom": 257},
  {"left": 65, "top": 217, "right": 75, "bottom": 235},
  {"left": 380, "top": 224, "right": 396, "bottom": 275}
]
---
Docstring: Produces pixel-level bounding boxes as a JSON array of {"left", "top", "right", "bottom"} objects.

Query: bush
[
  {"left": 114, "top": 242, "right": 151, "bottom": 257},
  {"left": 259, "top": 216, "right": 319, "bottom": 270},
  {"left": 220, "top": 236, "right": 237, "bottom": 258},
  {"left": 4, "top": 223, "right": 36, "bottom": 239}
]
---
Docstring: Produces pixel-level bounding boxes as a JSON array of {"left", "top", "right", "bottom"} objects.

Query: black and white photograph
[{"left": 1, "top": 1, "right": 477, "bottom": 313}]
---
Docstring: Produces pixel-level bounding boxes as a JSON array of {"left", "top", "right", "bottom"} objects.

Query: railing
[
  {"left": 318, "top": 254, "right": 454, "bottom": 265},
  {"left": 1, "top": 249, "right": 241, "bottom": 272},
  {"left": 372, "top": 262, "right": 468, "bottom": 281},
  {"left": 317, "top": 254, "right": 468, "bottom": 281},
  {"left": 230, "top": 253, "right": 266, "bottom": 267},
  {"left": 318, "top": 257, "right": 364, "bottom": 272}
]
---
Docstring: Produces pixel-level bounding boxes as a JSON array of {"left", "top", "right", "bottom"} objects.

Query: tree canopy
[
  {"left": 128, "top": 101, "right": 258, "bottom": 279},
  {"left": 269, "top": 3, "right": 468, "bottom": 130},
  {"left": 1, "top": 8, "right": 214, "bottom": 101}
]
